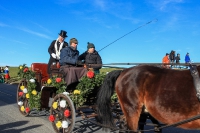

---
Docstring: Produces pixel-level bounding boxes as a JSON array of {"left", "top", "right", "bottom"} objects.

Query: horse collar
[{"left": 189, "top": 65, "right": 200, "bottom": 101}]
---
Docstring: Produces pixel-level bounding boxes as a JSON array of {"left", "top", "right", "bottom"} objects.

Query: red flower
[
  {"left": 56, "top": 77, "right": 62, "bottom": 83},
  {"left": 23, "top": 68, "right": 29, "bottom": 72},
  {"left": 49, "top": 115, "right": 55, "bottom": 122},
  {"left": 64, "top": 109, "right": 70, "bottom": 117},
  {"left": 87, "top": 71, "right": 95, "bottom": 78},
  {"left": 25, "top": 107, "right": 30, "bottom": 113},
  {"left": 19, "top": 92, "right": 24, "bottom": 96}
]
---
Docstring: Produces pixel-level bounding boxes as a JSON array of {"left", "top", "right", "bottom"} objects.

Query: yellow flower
[
  {"left": 53, "top": 102, "right": 58, "bottom": 109},
  {"left": 47, "top": 79, "right": 52, "bottom": 84},
  {"left": 21, "top": 106, "right": 25, "bottom": 111},
  {"left": 20, "top": 66, "right": 23, "bottom": 69},
  {"left": 32, "top": 90, "right": 37, "bottom": 95},
  {"left": 20, "top": 86, "right": 25, "bottom": 90},
  {"left": 74, "top": 90, "right": 81, "bottom": 95},
  {"left": 56, "top": 121, "right": 62, "bottom": 128},
  {"left": 26, "top": 93, "right": 30, "bottom": 98}
]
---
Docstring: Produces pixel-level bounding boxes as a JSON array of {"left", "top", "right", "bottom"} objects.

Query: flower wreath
[{"left": 17, "top": 64, "right": 41, "bottom": 110}]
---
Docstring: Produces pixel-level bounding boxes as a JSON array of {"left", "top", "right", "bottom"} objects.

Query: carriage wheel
[
  {"left": 16, "top": 79, "right": 30, "bottom": 116},
  {"left": 50, "top": 94, "right": 75, "bottom": 133}
]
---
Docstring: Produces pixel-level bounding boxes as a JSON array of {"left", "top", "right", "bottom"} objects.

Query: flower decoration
[
  {"left": 23, "top": 88, "right": 27, "bottom": 93},
  {"left": 60, "top": 100, "right": 66, "bottom": 108},
  {"left": 73, "top": 90, "right": 80, "bottom": 95},
  {"left": 25, "top": 107, "right": 30, "bottom": 113},
  {"left": 31, "top": 90, "right": 37, "bottom": 95},
  {"left": 29, "top": 79, "right": 35, "bottom": 83},
  {"left": 18, "top": 101, "right": 23, "bottom": 106},
  {"left": 62, "top": 121, "right": 69, "bottom": 128},
  {"left": 87, "top": 71, "right": 95, "bottom": 78},
  {"left": 26, "top": 93, "right": 30, "bottom": 99},
  {"left": 20, "top": 86, "right": 25, "bottom": 90},
  {"left": 23, "top": 67, "right": 29, "bottom": 73},
  {"left": 63, "top": 92, "right": 69, "bottom": 96},
  {"left": 19, "top": 92, "right": 24, "bottom": 97},
  {"left": 56, "top": 77, "right": 62, "bottom": 83},
  {"left": 49, "top": 115, "right": 55, "bottom": 122},
  {"left": 70, "top": 72, "right": 106, "bottom": 107},
  {"left": 53, "top": 102, "right": 58, "bottom": 109},
  {"left": 21, "top": 106, "right": 25, "bottom": 111},
  {"left": 56, "top": 121, "right": 62, "bottom": 128},
  {"left": 47, "top": 79, "right": 52, "bottom": 84},
  {"left": 64, "top": 109, "right": 70, "bottom": 117}
]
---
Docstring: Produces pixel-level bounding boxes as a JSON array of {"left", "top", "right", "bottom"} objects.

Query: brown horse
[{"left": 97, "top": 65, "right": 200, "bottom": 132}]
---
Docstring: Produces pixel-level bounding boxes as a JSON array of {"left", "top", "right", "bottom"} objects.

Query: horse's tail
[{"left": 97, "top": 70, "right": 122, "bottom": 127}]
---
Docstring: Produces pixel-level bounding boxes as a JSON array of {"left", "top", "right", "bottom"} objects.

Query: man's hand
[{"left": 76, "top": 60, "right": 83, "bottom": 66}]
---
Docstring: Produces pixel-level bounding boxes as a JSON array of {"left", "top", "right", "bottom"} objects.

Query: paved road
[{"left": 0, "top": 83, "right": 200, "bottom": 133}]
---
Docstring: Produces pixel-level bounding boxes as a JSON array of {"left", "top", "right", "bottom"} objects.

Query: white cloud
[
  {"left": 17, "top": 27, "right": 52, "bottom": 39},
  {"left": 0, "top": 22, "right": 9, "bottom": 27}
]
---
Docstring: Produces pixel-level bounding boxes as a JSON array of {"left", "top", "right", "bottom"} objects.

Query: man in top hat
[{"left": 47, "top": 30, "right": 68, "bottom": 74}]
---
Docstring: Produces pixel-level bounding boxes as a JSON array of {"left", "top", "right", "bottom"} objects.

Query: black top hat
[{"left": 58, "top": 30, "right": 68, "bottom": 38}]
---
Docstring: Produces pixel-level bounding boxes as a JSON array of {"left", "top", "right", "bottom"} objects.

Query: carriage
[
  {"left": 16, "top": 63, "right": 125, "bottom": 133},
  {"left": 16, "top": 62, "right": 200, "bottom": 133}
]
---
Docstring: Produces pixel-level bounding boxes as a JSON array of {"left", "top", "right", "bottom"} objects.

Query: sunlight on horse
[{"left": 97, "top": 65, "right": 200, "bottom": 133}]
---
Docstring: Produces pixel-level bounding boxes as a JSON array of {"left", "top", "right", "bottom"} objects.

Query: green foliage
[
  {"left": 45, "top": 76, "right": 67, "bottom": 94},
  {"left": 70, "top": 72, "right": 106, "bottom": 107},
  {"left": 18, "top": 64, "right": 41, "bottom": 110},
  {"left": 18, "top": 64, "right": 35, "bottom": 79}
]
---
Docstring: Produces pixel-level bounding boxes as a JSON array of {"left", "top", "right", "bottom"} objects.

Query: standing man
[
  {"left": 47, "top": 30, "right": 68, "bottom": 74},
  {"left": 185, "top": 52, "right": 191, "bottom": 69}
]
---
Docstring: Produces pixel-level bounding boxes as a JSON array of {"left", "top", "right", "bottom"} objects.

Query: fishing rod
[{"left": 98, "top": 18, "right": 158, "bottom": 52}]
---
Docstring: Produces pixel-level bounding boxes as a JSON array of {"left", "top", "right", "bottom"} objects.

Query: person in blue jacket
[
  {"left": 59, "top": 38, "right": 87, "bottom": 85},
  {"left": 185, "top": 52, "right": 191, "bottom": 68}
]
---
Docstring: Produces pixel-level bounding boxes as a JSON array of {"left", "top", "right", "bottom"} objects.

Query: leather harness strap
[{"left": 189, "top": 64, "right": 200, "bottom": 100}]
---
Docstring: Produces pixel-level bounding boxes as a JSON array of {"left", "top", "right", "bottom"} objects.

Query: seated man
[
  {"left": 59, "top": 38, "right": 87, "bottom": 85},
  {"left": 78, "top": 42, "right": 102, "bottom": 73}
]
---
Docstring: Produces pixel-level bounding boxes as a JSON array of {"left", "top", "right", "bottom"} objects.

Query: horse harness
[{"left": 189, "top": 64, "right": 200, "bottom": 101}]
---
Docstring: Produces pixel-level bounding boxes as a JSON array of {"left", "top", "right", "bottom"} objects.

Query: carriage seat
[{"left": 31, "top": 63, "right": 49, "bottom": 85}]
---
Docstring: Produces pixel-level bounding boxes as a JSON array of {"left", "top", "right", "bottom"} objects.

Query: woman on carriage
[
  {"left": 59, "top": 38, "right": 87, "bottom": 86},
  {"left": 78, "top": 42, "right": 102, "bottom": 74}
]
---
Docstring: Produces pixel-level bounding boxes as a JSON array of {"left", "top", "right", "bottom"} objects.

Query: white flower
[
  {"left": 62, "top": 121, "right": 69, "bottom": 128},
  {"left": 29, "top": 79, "right": 35, "bottom": 83},
  {"left": 63, "top": 92, "right": 69, "bottom": 96},
  {"left": 60, "top": 100, "right": 66, "bottom": 108},
  {"left": 23, "top": 88, "right": 28, "bottom": 93},
  {"left": 18, "top": 101, "right": 23, "bottom": 106}
]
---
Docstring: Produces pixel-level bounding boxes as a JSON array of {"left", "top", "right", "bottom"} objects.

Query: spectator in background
[
  {"left": 78, "top": 42, "right": 102, "bottom": 73},
  {"left": 169, "top": 50, "right": 175, "bottom": 68},
  {"left": 4, "top": 66, "right": 10, "bottom": 83},
  {"left": 47, "top": 30, "right": 68, "bottom": 74},
  {"left": 162, "top": 53, "right": 170, "bottom": 69},
  {"left": 185, "top": 52, "right": 191, "bottom": 69},
  {"left": 175, "top": 53, "right": 181, "bottom": 68}
]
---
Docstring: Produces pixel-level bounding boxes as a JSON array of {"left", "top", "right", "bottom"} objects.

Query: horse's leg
[{"left": 138, "top": 113, "right": 148, "bottom": 133}]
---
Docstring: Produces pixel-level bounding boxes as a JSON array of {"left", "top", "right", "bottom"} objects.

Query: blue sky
[{"left": 0, "top": 0, "right": 200, "bottom": 67}]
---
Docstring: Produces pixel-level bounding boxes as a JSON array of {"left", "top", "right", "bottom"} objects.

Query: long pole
[{"left": 98, "top": 19, "right": 158, "bottom": 52}]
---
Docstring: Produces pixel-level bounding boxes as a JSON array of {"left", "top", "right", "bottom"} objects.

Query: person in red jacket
[{"left": 162, "top": 53, "right": 170, "bottom": 68}]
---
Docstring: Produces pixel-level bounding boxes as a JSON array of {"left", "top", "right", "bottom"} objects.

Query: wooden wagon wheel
[
  {"left": 50, "top": 93, "right": 76, "bottom": 133},
  {"left": 16, "top": 79, "right": 30, "bottom": 116}
]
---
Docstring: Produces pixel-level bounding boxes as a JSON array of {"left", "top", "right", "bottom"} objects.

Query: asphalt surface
[{"left": 0, "top": 83, "right": 200, "bottom": 133}]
